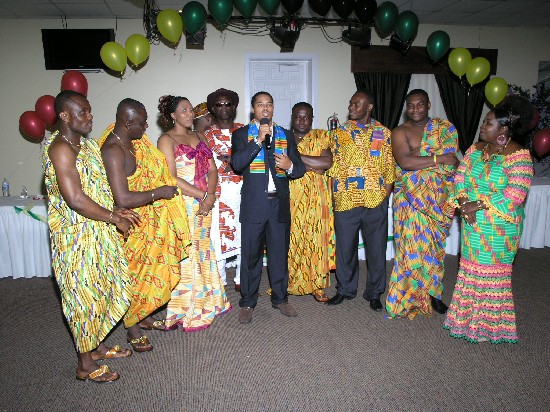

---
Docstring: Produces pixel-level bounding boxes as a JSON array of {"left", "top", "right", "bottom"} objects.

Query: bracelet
[
  {"left": 433, "top": 154, "right": 437, "bottom": 164},
  {"left": 151, "top": 190, "right": 155, "bottom": 201},
  {"left": 108, "top": 210, "right": 114, "bottom": 224},
  {"left": 253, "top": 137, "right": 262, "bottom": 147},
  {"left": 476, "top": 200, "right": 484, "bottom": 210},
  {"left": 200, "top": 191, "right": 208, "bottom": 202}
]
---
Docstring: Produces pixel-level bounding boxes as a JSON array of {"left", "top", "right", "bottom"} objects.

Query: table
[
  {"left": 520, "top": 177, "right": 550, "bottom": 249},
  {"left": 358, "top": 177, "right": 550, "bottom": 261},
  {"left": 0, "top": 197, "right": 52, "bottom": 278}
]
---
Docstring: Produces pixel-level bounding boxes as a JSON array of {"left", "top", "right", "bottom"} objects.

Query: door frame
[{"left": 244, "top": 53, "right": 318, "bottom": 128}]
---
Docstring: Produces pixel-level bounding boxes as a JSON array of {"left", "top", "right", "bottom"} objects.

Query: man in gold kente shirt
[{"left": 326, "top": 89, "right": 395, "bottom": 311}]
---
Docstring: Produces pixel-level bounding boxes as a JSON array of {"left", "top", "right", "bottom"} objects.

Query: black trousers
[
  {"left": 334, "top": 198, "right": 389, "bottom": 300},
  {"left": 239, "top": 198, "right": 289, "bottom": 308}
]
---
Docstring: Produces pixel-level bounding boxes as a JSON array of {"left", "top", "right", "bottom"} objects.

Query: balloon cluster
[
  {"left": 19, "top": 71, "right": 89, "bottom": 143},
  {"left": 448, "top": 47, "right": 508, "bottom": 106},
  {"left": 100, "top": 33, "right": 150, "bottom": 74}
]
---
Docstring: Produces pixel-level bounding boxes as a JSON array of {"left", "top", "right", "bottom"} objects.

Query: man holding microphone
[{"left": 231, "top": 91, "right": 305, "bottom": 324}]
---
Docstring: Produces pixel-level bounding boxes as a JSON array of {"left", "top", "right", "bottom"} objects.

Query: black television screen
[{"left": 42, "top": 29, "right": 115, "bottom": 70}]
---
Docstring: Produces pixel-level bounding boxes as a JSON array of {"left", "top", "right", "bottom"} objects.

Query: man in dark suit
[{"left": 231, "top": 91, "right": 306, "bottom": 324}]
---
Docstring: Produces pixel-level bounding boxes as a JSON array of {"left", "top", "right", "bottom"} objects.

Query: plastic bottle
[{"left": 2, "top": 178, "right": 10, "bottom": 197}]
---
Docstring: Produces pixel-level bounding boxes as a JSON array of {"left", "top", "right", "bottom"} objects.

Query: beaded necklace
[
  {"left": 112, "top": 131, "right": 136, "bottom": 158},
  {"left": 61, "top": 134, "right": 81, "bottom": 148},
  {"left": 481, "top": 139, "right": 509, "bottom": 163}
]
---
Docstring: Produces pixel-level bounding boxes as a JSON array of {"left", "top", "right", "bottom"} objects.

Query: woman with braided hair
[
  {"left": 444, "top": 96, "right": 535, "bottom": 344},
  {"left": 157, "top": 95, "right": 231, "bottom": 331}
]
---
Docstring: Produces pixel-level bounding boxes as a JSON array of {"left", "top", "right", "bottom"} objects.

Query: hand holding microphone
[{"left": 260, "top": 117, "right": 271, "bottom": 150}]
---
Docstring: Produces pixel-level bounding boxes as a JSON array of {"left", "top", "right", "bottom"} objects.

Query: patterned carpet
[{"left": 1, "top": 249, "right": 549, "bottom": 412}]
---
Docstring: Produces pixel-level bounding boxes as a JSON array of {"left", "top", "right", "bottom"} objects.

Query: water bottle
[{"left": 2, "top": 178, "right": 9, "bottom": 197}]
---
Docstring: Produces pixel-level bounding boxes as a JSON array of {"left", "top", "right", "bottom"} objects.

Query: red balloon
[
  {"left": 35, "top": 95, "right": 57, "bottom": 127},
  {"left": 528, "top": 109, "right": 540, "bottom": 130},
  {"left": 19, "top": 111, "right": 46, "bottom": 142},
  {"left": 61, "top": 70, "right": 88, "bottom": 96},
  {"left": 533, "top": 128, "right": 550, "bottom": 157}
]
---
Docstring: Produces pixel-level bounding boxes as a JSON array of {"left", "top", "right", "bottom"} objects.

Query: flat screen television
[{"left": 41, "top": 29, "right": 115, "bottom": 70}]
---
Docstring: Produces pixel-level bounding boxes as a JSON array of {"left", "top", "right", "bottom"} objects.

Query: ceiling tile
[{"left": 57, "top": 3, "right": 113, "bottom": 17}]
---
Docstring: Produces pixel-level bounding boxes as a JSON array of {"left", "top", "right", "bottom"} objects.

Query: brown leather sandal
[
  {"left": 313, "top": 289, "right": 330, "bottom": 302},
  {"left": 76, "top": 365, "right": 119, "bottom": 383},
  {"left": 127, "top": 335, "right": 153, "bottom": 352},
  {"left": 94, "top": 345, "right": 132, "bottom": 360}
]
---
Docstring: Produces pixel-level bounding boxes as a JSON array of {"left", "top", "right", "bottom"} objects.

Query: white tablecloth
[
  {"left": 0, "top": 197, "right": 52, "bottom": 278},
  {"left": 358, "top": 177, "right": 550, "bottom": 260},
  {"left": 520, "top": 177, "right": 550, "bottom": 249}
]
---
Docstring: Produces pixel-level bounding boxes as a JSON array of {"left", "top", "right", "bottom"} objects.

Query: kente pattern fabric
[
  {"left": 443, "top": 147, "right": 533, "bottom": 343},
  {"left": 328, "top": 119, "right": 395, "bottom": 211},
  {"left": 43, "top": 131, "right": 131, "bottom": 352},
  {"left": 204, "top": 124, "right": 244, "bottom": 260},
  {"left": 288, "top": 130, "right": 335, "bottom": 295},
  {"left": 247, "top": 121, "right": 288, "bottom": 177},
  {"left": 165, "top": 143, "right": 231, "bottom": 331},
  {"left": 386, "top": 118, "right": 459, "bottom": 319},
  {"left": 98, "top": 125, "right": 191, "bottom": 328}
]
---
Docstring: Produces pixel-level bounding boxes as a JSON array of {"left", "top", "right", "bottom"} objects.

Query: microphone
[{"left": 260, "top": 117, "right": 271, "bottom": 150}]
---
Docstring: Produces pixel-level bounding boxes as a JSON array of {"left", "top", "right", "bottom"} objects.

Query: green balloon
[
  {"left": 395, "top": 10, "right": 419, "bottom": 42},
  {"left": 466, "top": 57, "right": 491, "bottom": 86},
  {"left": 485, "top": 77, "right": 508, "bottom": 106},
  {"left": 448, "top": 47, "right": 471, "bottom": 78},
  {"left": 157, "top": 9, "right": 183, "bottom": 43},
  {"left": 100, "top": 41, "right": 127, "bottom": 73},
  {"left": 208, "top": 0, "right": 233, "bottom": 25},
  {"left": 374, "top": 1, "right": 398, "bottom": 35},
  {"left": 181, "top": 1, "right": 208, "bottom": 35},
  {"left": 234, "top": 0, "right": 258, "bottom": 19},
  {"left": 426, "top": 30, "right": 450, "bottom": 62},
  {"left": 125, "top": 34, "right": 150, "bottom": 66},
  {"left": 258, "top": 0, "right": 280, "bottom": 15}
]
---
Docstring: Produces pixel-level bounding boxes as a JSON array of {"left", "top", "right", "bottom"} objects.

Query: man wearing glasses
[
  {"left": 204, "top": 89, "right": 245, "bottom": 293},
  {"left": 231, "top": 91, "right": 306, "bottom": 324}
]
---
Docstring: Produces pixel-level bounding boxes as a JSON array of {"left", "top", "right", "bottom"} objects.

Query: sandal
[
  {"left": 139, "top": 319, "right": 166, "bottom": 331},
  {"left": 127, "top": 335, "right": 153, "bottom": 352},
  {"left": 94, "top": 345, "right": 132, "bottom": 360},
  {"left": 76, "top": 365, "right": 119, "bottom": 383},
  {"left": 313, "top": 290, "right": 330, "bottom": 302}
]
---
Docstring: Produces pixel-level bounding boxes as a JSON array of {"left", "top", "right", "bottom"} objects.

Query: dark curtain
[
  {"left": 435, "top": 74, "right": 486, "bottom": 154},
  {"left": 353, "top": 72, "right": 411, "bottom": 129}
]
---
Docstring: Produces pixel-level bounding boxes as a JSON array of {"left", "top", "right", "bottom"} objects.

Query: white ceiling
[{"left": 1, "top": 0, "right": 549, "bottom": 27}]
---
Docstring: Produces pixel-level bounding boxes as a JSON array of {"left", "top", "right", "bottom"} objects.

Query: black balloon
[
  {"left": 331, "top": 0, "right": 354, "bottom": 19},
  {"left": 354, "top": 0, "right": 377, "bottom": 24},
  {"left": 281, "top": 0, "right": 304, "bottom": 14},
  {"left": 308, "top": 0, "right": 331, "bottom": 16}
]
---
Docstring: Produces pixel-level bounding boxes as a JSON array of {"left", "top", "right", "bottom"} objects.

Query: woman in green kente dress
[
  {"left": 444, "top": 96, "right": 534, "bottom": 344},
  {"left": 44, "top": 91, "right": 140, "bottom": 382}
]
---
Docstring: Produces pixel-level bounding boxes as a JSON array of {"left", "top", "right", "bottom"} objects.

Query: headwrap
[{"left": 193, "top": 102, "right": 209, "bottom": 118}]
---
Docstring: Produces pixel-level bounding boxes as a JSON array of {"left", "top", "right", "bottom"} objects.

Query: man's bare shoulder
[
  {"left": 392, "top": 121, "right": 416, "bottom": 138},
  {"left": 48, "top": 137, "right": 76, "bottom": 163}
]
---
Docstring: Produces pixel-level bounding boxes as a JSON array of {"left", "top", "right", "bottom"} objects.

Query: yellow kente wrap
[{"left": 98, "top": 125, "right": 191, "bottom": 327}]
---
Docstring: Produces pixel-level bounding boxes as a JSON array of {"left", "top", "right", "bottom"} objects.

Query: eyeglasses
[{"left": 215, "top": 102, "right": 233, "bottom": 107}]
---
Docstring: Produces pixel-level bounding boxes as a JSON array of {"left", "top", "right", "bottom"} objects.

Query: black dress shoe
[
  {"left": 369, "top": 298, "right": 383, "bottom": 312},
  {"left": 431, "top": 296, "right": 448, "bottom": 314},
  {"left": 325, "top": 293, "right": 352, "bottom": 305}
]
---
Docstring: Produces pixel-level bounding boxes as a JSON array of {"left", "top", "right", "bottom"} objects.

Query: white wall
[{"left": 1, "top": 18, "right": 549, "bottom": 194}]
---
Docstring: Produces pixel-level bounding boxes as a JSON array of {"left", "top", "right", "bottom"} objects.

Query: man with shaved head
[
  {"left": 100, "top": 98, "right": 190, "bottom": 353},
  {"left": 45, "top": 90, "right": 139, "bottom": 382}
]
